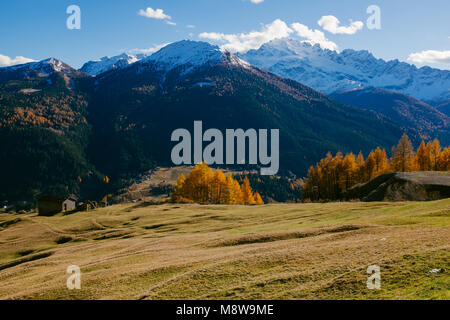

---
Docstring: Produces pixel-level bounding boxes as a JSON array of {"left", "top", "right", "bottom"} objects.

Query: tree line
[
  {"left": 302, "top": 134, "right": 450, "bottom": 201},
  {"left": 171, "top": 163, "right": 264, "bottom": 205}
]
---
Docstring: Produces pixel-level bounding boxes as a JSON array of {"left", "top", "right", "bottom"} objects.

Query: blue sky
[{"left": 0, "top": 0, "right": 449, "bottom": 69}]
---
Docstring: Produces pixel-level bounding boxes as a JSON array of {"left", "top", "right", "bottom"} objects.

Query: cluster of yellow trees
[
  {"left": 1, "top": 96, "right": 84, "bottom": 129},
  {"left": 303, "top": 134, "right": 450, "bottom": 200},
  {"left": 171, "top": 162, "right": 264, "bottom": 205}
]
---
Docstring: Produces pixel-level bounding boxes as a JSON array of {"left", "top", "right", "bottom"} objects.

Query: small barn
[
  {"left": 38, "top": 195, "right": 77, "bottom": 216},
  {"left": 76, "top": 200, "right": 97, "bottom": 212}
]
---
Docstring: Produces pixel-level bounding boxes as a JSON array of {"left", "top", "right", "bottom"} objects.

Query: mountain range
[
  {"left": 80, "top": 39, "right": 450, "bottom": 107},
  {"left": 79, "top": 38, "right": 450, "bottom": 137},
  {"left": 84, "top": 41, "right": 401, "bottom": 177},
  {"left": 0, "top": 40, "right": 447, "bottom": 203},
  {"left": 80, "top": 53, "right": 146, "bottom": 76},
  {"left": 240, "top": 38, "right": 450, "bottom": 106}
]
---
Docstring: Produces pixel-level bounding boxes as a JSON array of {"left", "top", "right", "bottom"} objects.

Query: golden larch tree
[
  {"left": 415, "top": 141, "right": 431, "bottom": 171},
  {"left": 391, "top": 133, "right": 415, "bottom": 172},
  {"left": 302, "top": 135, "right": 448, "bottom": 202},
  {"left": 241, "top": 177, "right": 256, "bottom": 205},
  {"left": 430, "top": 139, "right": 442, "bottom": 171},
  {"left": 171, "top": 163, "right": 262, "bottom": 205},
  {"left": 253, "top": 192, "right": 264, "bottom": 205},
  {"left": 438, "top": 147, "right": 450, "bottom": 171}
]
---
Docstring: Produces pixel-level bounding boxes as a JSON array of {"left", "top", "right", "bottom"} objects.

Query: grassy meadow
[{"left": 0, "top": 200, "right": 449, "bottom": 300}]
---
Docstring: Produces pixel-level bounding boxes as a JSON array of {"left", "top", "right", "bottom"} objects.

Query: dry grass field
[{"left": 0, "top": 200, "right": 449, "bottom": 300}]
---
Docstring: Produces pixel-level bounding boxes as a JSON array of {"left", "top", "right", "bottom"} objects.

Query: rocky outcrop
[{"left": 346, "top": 172, "right": 450, "bottom": 201}]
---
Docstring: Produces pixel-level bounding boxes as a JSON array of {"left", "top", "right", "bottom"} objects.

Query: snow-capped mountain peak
[
  {"left": 142, "top": 40, "right": 250, "bottom": 74},
  {"left": 240, "top": 38, "right": 450, "bottom": 104},
  {"left": 37, "top": 58, "right": 70, "bottom": 72},
  {"left": 0, "top": 57, "right": 78, "bottom": 77},
  {"left": 80, "top": 53, "right": 146, "bottom": 76}
]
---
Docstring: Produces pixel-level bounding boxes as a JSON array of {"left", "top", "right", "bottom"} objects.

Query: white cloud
[
  {"left": 138, "top": 7, "right": 171, "bottom": 20},
  {"left": 0, "top": 54, "right": 35, "bottom": 67},
  {"left": 251, "top": 0, "right": 264, "bottom": 4},
  {"left": 166, "top": 21, "right": 176, "bottom": 26},
  {"left": 187, "top": 25, "right": 196, "bottom": 29},
  {"left": 318, "top": 15, "right": 363, "bottom": 35},
  {"left": 127, "top": 43, "right": 171, "bottom": 55},
  {"left": 291, "top": 22, "right": 338, "bottom": 51},
  {"left": 408, "top": 50, "right": 450, "bottom": 64},
  {"left": 199, "top": 19, "right": 293, "bottom": 53},
  {"left": 199, "top": 19, "right": 338, "bottom": 53},
  {"left": 199, "top": 32, "right": 227, "bottom": 41}
]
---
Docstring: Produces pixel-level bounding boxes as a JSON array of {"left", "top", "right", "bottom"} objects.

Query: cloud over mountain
[
  {"left": 408, "top": 50, "right": 450, "bottom": 65},
  {"left": 0, "top": 54, "right": 35, "bottom": 67},
  {"left": 127, "top": 43, "right": 171, "bottom": 55},
  {"left": 318, "top": 15, "right": 364, "bottom": 35},
  {"left": 291, "top": 22, "right": 338, "bottom": 51},
  {"left": 199, "top": 19, "right": 293, "bottom": 53},
  {"left": 199, "top": 19, "right": 338, "bottom": 53}
]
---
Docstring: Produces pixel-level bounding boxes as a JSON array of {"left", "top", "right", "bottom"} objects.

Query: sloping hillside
[
  {"left": 0, "top": 41, "right": 411, "bottom": 204},
  {"left": 0, "top": 200, "right": 448, "bottom": 299},
  {"left": 437, "top": 100, "right": 450, "bottom": 117},
  {"left": 86, "top": 41, "right": 403, "bottom": 179},
  {"left": 331, "top": 87, "right": 450, "bottom": 144},
  {"left": 0, "top": 59, "right": 95, "bottom": 203}
]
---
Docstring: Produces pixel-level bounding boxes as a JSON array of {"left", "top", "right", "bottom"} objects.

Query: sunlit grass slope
[{"left": 0, "top": 200, "right": 448, "bottom": 300}]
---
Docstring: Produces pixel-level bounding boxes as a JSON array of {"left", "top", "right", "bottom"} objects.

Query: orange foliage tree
[
  {"left": 171, "top": 163, "right": 264, "bottom": 205},
  {"left": 391, "top": 133, "right": 415, "bottom": 172},
  {"left": 303, "top": 134, "right": 449, "bottom": 201}
]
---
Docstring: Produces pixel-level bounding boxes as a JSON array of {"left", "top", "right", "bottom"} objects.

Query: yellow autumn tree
[
  {"left": 211, "top": 169, "right": 227, "bottom": 204},
  {"left": 171, "top": 163, "right": 263, "bottom": 205},
  {"left": 415, "top": 141, "right": 431, "bottom": 171},
  {"left": 438, "top": 147, "right": 450, "bottom": 171},
  {"left": 302, "top": 135, "right": 449, "bottom": 202},
  {"left": 222, "top": 173, "right": 244, "bottom": 204},
  {"left": 429, "top": 139, "right": 442, "bottom": 171},
  {"left": 232, "top": 178, "right": 244, "bottom": 204},
  {"left": 355, "top": 152, "right": 365, "bottom": 183},
  {"left": 340, "top": 153, "right": 357, "bottom": 191},
  {"left": 253, "top": 192, "right": 264, "bottom": 205},
  {"left": 171, "top": 173, "right": 189, "bottom": 202},
  {"left": 241, "top": 177, "right": 256, "bottom": 205},
  {"left": 391, "top": 133, "right": 415, "bottom": 172},
  {"left": 372, "top": 147, "right": 390, "bottom": 176}
]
